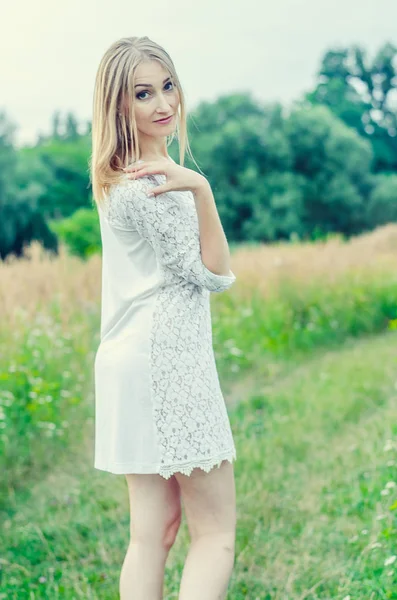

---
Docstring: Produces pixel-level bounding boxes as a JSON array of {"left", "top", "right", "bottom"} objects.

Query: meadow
[{"left": 1, "top": 225, "right": 397, "bottom": 599}]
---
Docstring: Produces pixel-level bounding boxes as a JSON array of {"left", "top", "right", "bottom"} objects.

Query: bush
[
  {"left": 49, "top": 208, "right": 101, "bottom": 259},
  {"left": 366, "top": 173, "right": 397, "bottom": 227}
]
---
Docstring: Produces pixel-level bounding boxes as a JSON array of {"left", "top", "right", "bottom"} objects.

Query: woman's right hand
[{"left": 123, "top": 158, "right": 208, "bottom": 197}]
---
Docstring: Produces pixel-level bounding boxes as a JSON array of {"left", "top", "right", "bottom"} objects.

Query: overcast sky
[{"left": 2, "top": 0, "right": 396, "bottom": 147}]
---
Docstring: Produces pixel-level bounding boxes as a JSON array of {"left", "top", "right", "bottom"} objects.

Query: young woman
[{"left": 90, "top": 36, "right": 238, "bottom": 600}]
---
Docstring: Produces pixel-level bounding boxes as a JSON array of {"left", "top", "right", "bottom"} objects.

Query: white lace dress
[{"left": 93, "top": 161, "right": 237, "bottom": 479}]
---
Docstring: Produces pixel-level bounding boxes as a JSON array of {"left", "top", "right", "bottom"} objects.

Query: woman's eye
[{"left": 136, "top": 81, "right": 174, "bottom": 100}]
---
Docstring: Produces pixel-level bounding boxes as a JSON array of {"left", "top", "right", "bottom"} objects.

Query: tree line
[{"left": 1, "top": 42, "right": 397, "bottom": 260}]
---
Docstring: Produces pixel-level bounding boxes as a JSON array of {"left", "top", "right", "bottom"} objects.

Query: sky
[{"left": 1, "top": 0, "right": 396, "bottom": 147}]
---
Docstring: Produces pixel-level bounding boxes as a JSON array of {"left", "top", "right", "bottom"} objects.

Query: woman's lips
[{"left": 154, "top": 115, "right": 173, "bottom": 124}]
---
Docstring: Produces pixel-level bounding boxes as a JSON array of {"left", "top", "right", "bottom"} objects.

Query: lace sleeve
[{"left": 106, "top": 174, "right": 237, "bottom": 293}]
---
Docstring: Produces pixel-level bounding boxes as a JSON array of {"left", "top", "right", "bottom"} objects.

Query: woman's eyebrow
[{"left": 135, "top": 77, "right": 171, "bottom": 88}]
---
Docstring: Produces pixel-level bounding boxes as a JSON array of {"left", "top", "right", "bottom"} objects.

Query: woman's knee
[{"left": 163, "top": 509, "right": 182, "bottom": 550}]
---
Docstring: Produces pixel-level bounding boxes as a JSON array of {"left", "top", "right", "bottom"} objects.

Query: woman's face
[{"left": 128, "top": 60, "right": 179, "bottom": 138}]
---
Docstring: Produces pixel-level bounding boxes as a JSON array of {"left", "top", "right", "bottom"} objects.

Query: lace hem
[{"left": 158, "top": 448, "right": 237, "bottom": 480}]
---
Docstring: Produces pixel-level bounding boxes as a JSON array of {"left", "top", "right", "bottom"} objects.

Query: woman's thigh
[
  {"left": 173, "top": 460, "right": 236, "bottom": 540},
  {"left": 124, "top": 473, "right": 182, "bottom": 547}
]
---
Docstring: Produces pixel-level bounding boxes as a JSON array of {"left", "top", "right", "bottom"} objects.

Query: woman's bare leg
[
  {"left": 119, "top": 472, "right": 182, "bottom": 600},
  {"left": 174, "top": 459, "right": 236, "bottom": 600}
]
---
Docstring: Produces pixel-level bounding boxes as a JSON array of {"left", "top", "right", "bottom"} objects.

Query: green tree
[
  {"left": 0, "top": 111, "right": 57, "bottom": 260},
  {"left": 188, "top": 96, "right": 373, "bottom": 241},
  {"left": 306, "top": 42, "right": 397, "bottom": 172},
  {"left": 19, "top": 135, "right": 93, "bottom": 220},
  {"left": 366, "top": 173, "right": 397, "bottom": 226},
  {"left": 285, "top": 104, "right": 374, "bottom": 236}
]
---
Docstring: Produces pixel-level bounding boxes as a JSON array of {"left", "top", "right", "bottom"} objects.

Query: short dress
[{"left": 93, "top": 160, "right": 237, "bottom": 479}]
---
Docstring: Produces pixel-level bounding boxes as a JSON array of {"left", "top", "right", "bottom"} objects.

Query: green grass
[
  {"left": 1, "top": 331, "right": 396, "bottom": 598},
  {"left": 3, "top": 256, "right": 397, "bottom": 501},
  {"left": 0, "top": 308, "right": 97, "bottom": 507}
]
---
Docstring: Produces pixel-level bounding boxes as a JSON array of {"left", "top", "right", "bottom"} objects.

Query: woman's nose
[{"left": 156, "top": 94, "right": 171, "bottom": 111}]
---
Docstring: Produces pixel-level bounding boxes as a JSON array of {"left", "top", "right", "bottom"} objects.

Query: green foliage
[
  {"left": 209, "top": 258, "right": 397, "bottom": 385},
  {"left": 20, "top": 136, "right": 94, "bottom": 220},
  {"left": 0, "top": 111, "right": 58, "bottom": 260},
  {"left": 367, "top": 173, "right": 397, "bottom": 226},
  {"left": 188, "top": 98, "right": 374, "bottom": 242},
  {"left": 1, "top": 295, "right": 397, "bottom": 596},
  {"left": 285, "top": 104, "right": 373, "bottom": 236},
  {"left": 49, "top": 208, "right": 101, "bottom": 260},
  {"left": 0, "top": 308, "right": 97, "bottom": 507},
  {"left": 307, "top": 42, "right": 397, "bottom": 173},
  {"left": 2, "top": 41, "right": 397, "bottom": 260},
  {"left": 240, "top": 170, "right": 307, "bottom": 241}
]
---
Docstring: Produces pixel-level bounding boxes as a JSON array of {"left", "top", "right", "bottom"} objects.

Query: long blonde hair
[{"left": 89, "top": 36, "right": 200, "bottom": 207}]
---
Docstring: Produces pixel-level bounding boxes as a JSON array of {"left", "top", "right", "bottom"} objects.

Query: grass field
[{"left": 1, "top": 226, "right": 397, "bottom": 598}]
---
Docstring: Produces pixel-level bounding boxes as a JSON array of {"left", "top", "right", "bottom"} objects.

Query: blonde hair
[{"left": 89, "top": 36, "right": 200, "bottom": 207}]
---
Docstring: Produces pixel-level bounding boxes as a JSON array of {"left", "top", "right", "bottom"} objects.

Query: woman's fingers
[
  {"left": 147, "top": 186, "right": 169, "bottom": 197},
  {"left": 127, "top": 169, "right": 150, "bottom": 179}
]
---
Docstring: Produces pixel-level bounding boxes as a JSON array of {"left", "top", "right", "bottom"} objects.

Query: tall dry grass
[
  {"left": 0, "top": 243, "right": 101, "bottom": 330},
  {"left": 231, "top": 223, "right": 397, "bottom": 300},
  {"left": 1, "top": 224, "right": 397, "bottom": 324}
]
